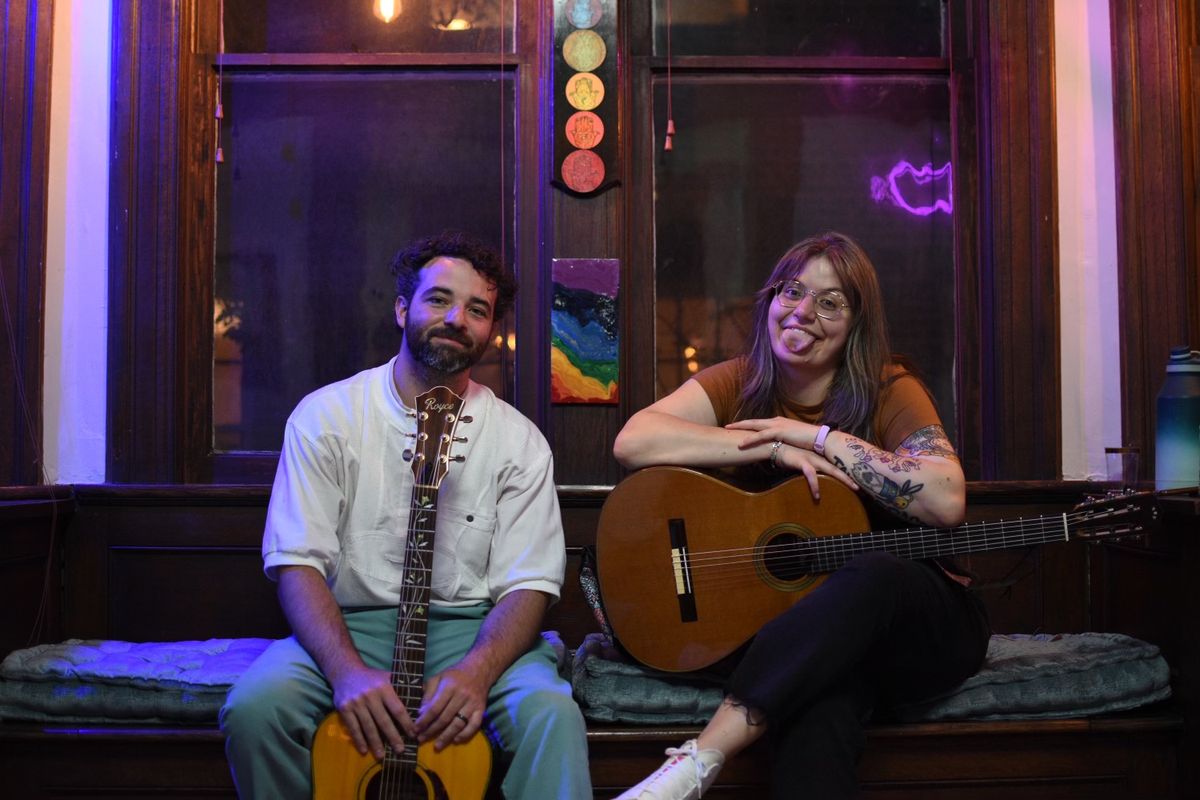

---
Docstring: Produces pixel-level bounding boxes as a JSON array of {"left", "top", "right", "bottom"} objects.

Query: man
[{"left": 221, "top": 231, "right": 592, "bottom": 798}]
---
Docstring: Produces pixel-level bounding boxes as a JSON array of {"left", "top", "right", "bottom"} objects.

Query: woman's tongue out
[{"left": 781, "top": 328, "right": 815, "bottom": 354}]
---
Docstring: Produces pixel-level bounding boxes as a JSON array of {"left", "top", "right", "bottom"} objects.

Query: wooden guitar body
[
  {"left": 596, "top": 466, "right": 1157, "bottom": 673},
  {"left": 596, "top": 467, "right": 869, "bottom": 673},
  {"left": 312, "top": 712, "right": 492, "bottom": 800}
]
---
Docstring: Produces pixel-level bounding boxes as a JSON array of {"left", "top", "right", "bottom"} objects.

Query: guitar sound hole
[
  {"left": 762, "top": 533, "right": 810, "bottom": 582},
  {"left": 365, "top": 768, "right": 450, "bottom": 800}
]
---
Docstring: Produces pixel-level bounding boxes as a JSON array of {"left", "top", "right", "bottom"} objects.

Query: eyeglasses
[{"left": 772, "top": 280, "right": 850, "bottom": 320}]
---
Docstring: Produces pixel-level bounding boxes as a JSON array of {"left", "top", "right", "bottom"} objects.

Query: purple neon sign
[{"left": 870, "top": 161, "right": 952, "bottom": 217}]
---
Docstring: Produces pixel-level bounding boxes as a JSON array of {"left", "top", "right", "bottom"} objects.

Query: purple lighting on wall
[{"left": 870, "top": 161, "right": 952, "bottom": 217}]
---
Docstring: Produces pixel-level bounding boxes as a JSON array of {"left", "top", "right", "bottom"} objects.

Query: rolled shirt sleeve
[
  {"left": 488, "top": 447, "right": 567, "bottom": 603},
  {"left": 262, "top": 420, "right": 346, "bottom": 582}
]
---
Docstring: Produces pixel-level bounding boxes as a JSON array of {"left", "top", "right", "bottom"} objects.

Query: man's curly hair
[{"left": 388, "top": 231, "right": 517, "bottom": 321}]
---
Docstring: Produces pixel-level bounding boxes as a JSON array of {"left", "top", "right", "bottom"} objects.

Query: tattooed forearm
[
  {"left": 831, "top": 454, "right": 925, "bottom": 518},
  {"left": 896, "top": 425, "right": 959, "bottom": 462},
  {"left": 830, "top": 428, "right": 960, "bottom": 523}
]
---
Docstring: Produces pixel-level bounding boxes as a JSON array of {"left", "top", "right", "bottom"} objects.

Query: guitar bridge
[{"left": 669, "top": 518, "right": 698, "bottom": 623}]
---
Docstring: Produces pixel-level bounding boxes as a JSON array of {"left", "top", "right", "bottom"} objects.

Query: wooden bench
[
  {"left": 0, "top": 712, "right": 1183, "bottom": 798},
  {"left": 1, "top": 484, "right": 1194, "bottom": 798}
]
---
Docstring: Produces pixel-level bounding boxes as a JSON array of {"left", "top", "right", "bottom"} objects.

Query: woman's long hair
[{"left": 736, "top": 232, "right": 892, "bottom": 441}]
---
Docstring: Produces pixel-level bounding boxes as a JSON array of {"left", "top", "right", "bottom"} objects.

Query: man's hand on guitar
[
  {"left": 727, "top": 417, "right": 859, "bottom": 499},
  {"left": 416, "top": 665, "right": 489, "bottom": 752},
  {"left": 332, "top": 663, "right": 415, "bottom": 759}
]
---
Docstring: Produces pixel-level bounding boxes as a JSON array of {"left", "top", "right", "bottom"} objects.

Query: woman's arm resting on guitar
[
  {"left": 278, "top": 565, "right": 415, "bottom": 759},
  {"left": 613, "top": 379, "right": 852, "bottom": 482},
  {"left": 415, "top": 589, "right": 551, "bottom": 751},
  {"left": 731, "top": 420, "right": 965, "bottom": 527}
]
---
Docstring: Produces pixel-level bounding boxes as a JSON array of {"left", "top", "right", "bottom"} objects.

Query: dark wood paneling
[
  {"left": 37, "top": 481, "right": 1101, "bottom": 651},
  {"left": 545, "top": 0, "right": 626, "bottom": 486},
  {"left": 1110, "top": 0, "right": 1197, "bottom": 474},
  {"left": 64, "top": 486, "right": 288, "bottom": 641},
  {"left": 108, "top": 0, "right": 184, "bottom": 482},
  {"left": 1091, "top": 495, "right": 1200, "bottom": 797},
  {"left": 1, "top": 713, "right": 1180, "bottom": 799},
  {"left": 0, "top": 0, "right": 52, "bottom": 486},
  {"left": 971, "top": 0, "right": 1060, "bottom": 479},
  {"left": 0, "top": 487, "right": 73, "bottom": 653}
]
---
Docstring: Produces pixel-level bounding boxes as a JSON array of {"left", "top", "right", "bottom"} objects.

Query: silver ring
[{"left": 455, "top": 711, "right": 469, "bottom": 723}]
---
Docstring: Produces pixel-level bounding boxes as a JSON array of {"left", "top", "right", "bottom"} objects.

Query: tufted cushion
[
  {"left": 0, "top": 638, "right": 274, "bottom": 723},
  {"left": 571, "top": 632, "right": 1172, "bottom": 725},
  {"left": 893, "top": 632, "right": 1172, "bottom": 721}
]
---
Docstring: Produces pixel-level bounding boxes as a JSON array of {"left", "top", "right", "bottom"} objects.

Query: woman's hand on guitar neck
[{"left": 331, "top": 663, "right": 416, "bottom": 759}]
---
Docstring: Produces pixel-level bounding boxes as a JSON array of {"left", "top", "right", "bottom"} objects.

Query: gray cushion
[
  {"left": 894, "top": 632, "right": 1172, "bottom": 721},
  {"left": 571, "top": 632, "right": 1172, "bottom": 725}
]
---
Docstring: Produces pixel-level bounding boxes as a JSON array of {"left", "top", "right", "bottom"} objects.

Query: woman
[{"left": 612, "top": 232, "right": 990, "bottom": 799}]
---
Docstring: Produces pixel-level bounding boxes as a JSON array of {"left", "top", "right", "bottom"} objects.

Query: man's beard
[{"left": 405, "top": 324, "right": 488, "bottom": 375}]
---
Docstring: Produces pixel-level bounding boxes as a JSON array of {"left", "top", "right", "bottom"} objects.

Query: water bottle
[{"left": 1154, "top": 346, "right": 1200, "bottom": 490}]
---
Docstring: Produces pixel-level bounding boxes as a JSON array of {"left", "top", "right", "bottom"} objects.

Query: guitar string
[
  {"left": 384, "top": 426, "right": 440, "bottom": 795},
  {"left": 658, "top": 510, "right": 1115, "bottom": 589},
  {"left": 671, "top": 508, "right": 1103, "bottom": 566},
  {"left": 388, "top": 406, "right": 463, "bottom": 797}
]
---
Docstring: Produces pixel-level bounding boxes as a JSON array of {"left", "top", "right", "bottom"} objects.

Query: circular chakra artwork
[
  {"left": 561, "top": 149, "right": 605, "bottom": 193},
  {"left": 565, "top": 72, "right": 605, "bottom": 111},
  {"left": 565, "top": 0, "right": 602, "bottom": 29},
  {"left": 562, "top": 29, "right": 606, "bottom": 73},
  {"left": 565, "top": 111, "right": 604, "bottom": 149}
]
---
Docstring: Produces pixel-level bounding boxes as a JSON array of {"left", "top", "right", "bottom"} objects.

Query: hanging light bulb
[{"left": 373, "top": 0, "right": 401, "bottom": 23}]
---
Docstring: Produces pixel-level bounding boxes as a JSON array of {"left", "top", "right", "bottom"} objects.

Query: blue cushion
[{"left": 0, "top": 638, "right": 274, "bottom": 723}]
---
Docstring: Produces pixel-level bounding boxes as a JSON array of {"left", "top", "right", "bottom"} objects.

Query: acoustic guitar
[
  {"left": 596, "top": 466, "right": 1159, "bottom": 673},
  {"left": 311, "top": 386, "right": 492, "bottom": 800}
]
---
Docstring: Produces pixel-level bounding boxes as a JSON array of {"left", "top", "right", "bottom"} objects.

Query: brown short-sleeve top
[{"left": 691, "top": 357, "right": 943, "bottom": 451}]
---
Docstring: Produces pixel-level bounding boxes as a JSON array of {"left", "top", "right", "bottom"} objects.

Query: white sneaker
[{"left": 613, "top": 739, "right": 725, "bottom": 800}]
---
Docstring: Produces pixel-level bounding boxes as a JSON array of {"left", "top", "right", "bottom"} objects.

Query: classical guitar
[
  {"left": 311, "top": 386, "right": 492, "bottom": 800},
  {"left": 596, "top": 466, "right": 1159, "bottom": 673}
]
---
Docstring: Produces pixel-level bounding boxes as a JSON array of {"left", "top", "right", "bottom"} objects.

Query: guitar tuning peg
[
  {"left": 405, "top": 409, "right": 417, "bottom": 418},
  {"left": 402, "top": 449, "right": 414, "bottom": 462},
  {"left": 450, "top": 455, "right": 465, "bottom": 463},
  {"left": 453, "top": 436, "right": 468, "bottom": 443},
  {"left": 459, "top": 415, "right": 473, "bottom": 424}
]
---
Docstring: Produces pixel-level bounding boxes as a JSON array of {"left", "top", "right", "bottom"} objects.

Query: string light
[{"left": 373, "top": 0, "right": 401, "bottom": 24}]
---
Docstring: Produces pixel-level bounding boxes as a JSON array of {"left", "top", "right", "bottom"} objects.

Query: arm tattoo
[
  {"left": 831, "top": 451, "right": 925, "bottom": 518},
  {"left": 896, "top": 425, "right": 959, "bottom": 462},
  {"left": 829, "top": 426, "right": 956, "bottom": 523}
]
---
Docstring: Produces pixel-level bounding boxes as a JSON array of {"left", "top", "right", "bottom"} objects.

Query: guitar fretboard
[
  {"left": 811, "top": 514, "right": 1069, "bottom": 573},
  {"left": 380, "top": 391, "right": 466, "bottom": 776}
]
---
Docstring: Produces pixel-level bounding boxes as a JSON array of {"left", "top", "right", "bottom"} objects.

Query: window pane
[
  {"left": 654, "top": 76, "right": 956, "bottom": 435},
  {"left": 653, "top": 0, "right": 946, "bottom": 58},
  {"left": 214, "top": 72, "right": 515, "bottom": 452},
  {"left": 224, "top": 0, "right": 514, "bottom": 54}
]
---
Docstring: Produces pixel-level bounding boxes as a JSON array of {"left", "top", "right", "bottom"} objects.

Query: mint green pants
[{"left": 220, "top": 604, "right": 591, "bottom": 799}]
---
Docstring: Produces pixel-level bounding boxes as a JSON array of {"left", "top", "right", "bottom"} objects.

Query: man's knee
[
  {"left": 221, "top": 669, "right": 303, "bottom": 739},
  {"left": 521, "top": 684, "right": 586, "bottom": 732}
]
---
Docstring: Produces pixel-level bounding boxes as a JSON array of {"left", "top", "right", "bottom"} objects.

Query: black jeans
[{"left": 725, "top": 552, "right": 991, "bottom": 799}]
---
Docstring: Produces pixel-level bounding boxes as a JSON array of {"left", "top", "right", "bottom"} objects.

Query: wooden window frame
[
  {"left": 0, "top": 0, "right": 53, "bottom": 486},
  {"left": 108, "top": 0, "right": 550, "bottom": 482},
  {"left": 107, "top": 0, "right": 1143, "bottom": 485}
]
